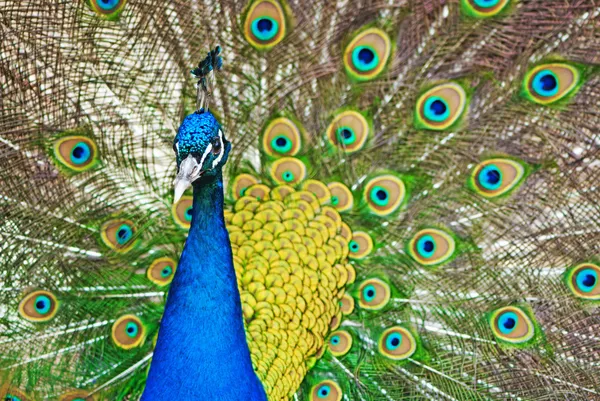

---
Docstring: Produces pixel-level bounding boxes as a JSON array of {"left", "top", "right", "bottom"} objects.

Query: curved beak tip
[{"left": 173, "top": 178, "right": 191, "bottom": 204}]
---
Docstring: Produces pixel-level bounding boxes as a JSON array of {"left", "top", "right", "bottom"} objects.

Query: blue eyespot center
[
  {"left": 331, "top": 196, "right": 339, "bottom": 205},
  {"left": 6, "top": 395, "right": 22, "bottom": 401},
  {"left": 116, "top": 224, "right": 133, "bottom": 245},
  {"left": 423, "top": 96, "right": 451, "bottom": 122},
  {"left": 370, "top": 186, "right": 390, "bottom": 207},
  {"left": 34, "top": 295, "right": 51, "bottom": 314},
  {"left": 576, "top": 268, "right": 598, "bottom": 293},
  {"left": 349, "top": 240, "right": 359, "bottom": 252},
  {"left": 497, "top": 311, "right": 518, "bottom": 334},
  {"left": 416, "top": 235, "right": 436, "bottom": 258},
  {"left": 257, "top": 18, "right": 273, "bottom": 32},
  {"left": 532, "top": 70, "right": 559, "bottom": 97},
  {"left": 317, "top": 385, "right": 331, "bottom": 398},
  {"left": 125, "top": 321, "right": 139, "bottom": 338},
  {"left": 386, "top": 332, "right": 403, "bottom": 350},
  {"left": 583, "top": 274, "right": 596, "bottom": 287},
  {"left": 359, "top": 48, "right": 374, "bottom": 64},
  {"left": 478, "top": 164, "right": 503, "bottom": 190},
  {"left": 70, "top": 142, "right": 91, "bottom": 165},
  {"left": 331, "top": 335, "right": 340, "bottom": 345},
  {"left": 97, "top": 0, "right": 120, "bottom": 11},
  {"left": 282, "top": 171, "right": 294, "bottom": 182},
  {"left": 161, "top": 266, "right": 173, "bottom": 278},
  {"left": 251, "top": 17, "right": 279, "bottom": 41},
  {"left": 336, "top": 126, "right": 356, "bottom": 145},
  {"left": 271, "top": 135, "right": 292, "bottom": 153},
  {"left": 185, "top": 206, "right": 193, "bottom": 221},
  {"left": 473, "top": 0, "right": 501, "bottom": 8},
  {"left": 352, "top": 45, "right": 379, "bottom": 72},
  {"left": 540, "top": 74, "right": 557, "bottom": 91},
  {"left": 363, "top": 284, "right": 376, "bottom": 302},
  {"left": 430, "top": 100, "right": 447, "bottom": 115}
]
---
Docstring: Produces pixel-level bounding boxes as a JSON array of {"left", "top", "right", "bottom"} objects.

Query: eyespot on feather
[
  {"left": 565, "top": 263, "right": 600, "bottom": 300},
  {"left": 18, "top": 290, "right": 59, "bottom": 322},
  {"left": 243, "top": 0, "right": 287, "bottom": 50},
  {"left": 328, "top": 330, "right": 353, "bottom": 356},
  {"left": 523, "top": 63, "right": 581, "bottom": 105},
  {"left": 326, "top": 111, "right": 369, "bottom": 153},
  {"left": 100, "top": 219, "right": 137, "bottom": 252},
  {"left": 408, "top": 228, "right": 456, "bottom": 266},
  {"left": 269, "top": 157, "right": 306, "bottom": 185},
  {"left": 111, "top": 314, "right": 145, "bottom": 349},
  {"left": 262, "top": 117, "right": 302, "bottom": 157},
  {"left": 87, "top": 0, "right": 127, "bottom": 20},
  {"left": 53, "top": 136, "right": 98, "bottom": 173},
  {"left": 378, "top": 326, "right": 417, "bottom": 360},
  {"left": 348, "top": 231, "right": 373, "bottom": 260},
  {"left": 415, "top": 82, "right": 467, "bottom": 131},
  {"left": 358, "top": 278, "right": 391, "bottom": 310},
  {"left": 489, "top": 306, "right": 535, "bottom": 344},
  {"left": 363, "top": 174, "right": 405, "bottom": 216},
  {"left": 147, "top": 257, "right": 177, "bottom": 286},
  {"left": 172, "top": 195, "right": 193, "bottom": 229},
  {"left": 231, "top": 174, "right": 259, "bottom": 200},
  {"left": 470, "top": 158, "right": 526, "bottom": 198},
  {"left": 344, "top": 28, "right": 391, "bottom": 82},
  {"left": 327, "top": 182, "right": 353, "bottom": 212},
  {"left": 310, "top": 380, "right": 342, "bottom": 401},
  {"left": 461, "top": 0, "right": 510, "bottom": 18}
]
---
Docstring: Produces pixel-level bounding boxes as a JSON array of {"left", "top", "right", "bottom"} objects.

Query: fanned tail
[{"left": 1, "top": 0, "right": 600, "bottom": 400}]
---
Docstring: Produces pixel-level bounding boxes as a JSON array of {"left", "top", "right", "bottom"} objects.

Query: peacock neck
[{"left": 142, "top": 171, "right": 267, "bottom": 401}]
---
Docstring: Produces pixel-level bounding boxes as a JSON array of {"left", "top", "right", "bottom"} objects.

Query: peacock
[{"left": 2, "top": 0, "right": 600, "bottom": 399}]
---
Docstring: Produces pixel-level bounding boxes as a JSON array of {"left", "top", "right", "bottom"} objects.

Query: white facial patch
[
  {"left": 198, "top": 142, "right": 213, "bottom": 171},
  {"left": 212, "top": 129, "right": 225, "bottom": 168}
]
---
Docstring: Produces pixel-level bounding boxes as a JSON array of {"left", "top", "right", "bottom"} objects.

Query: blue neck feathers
[{"left": 142, "top": 171, "right": 267, "bottom": 401}]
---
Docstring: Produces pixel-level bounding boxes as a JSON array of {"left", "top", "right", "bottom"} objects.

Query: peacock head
[{"left": 172, "top": 110, "right": 231, "bottom": 202}]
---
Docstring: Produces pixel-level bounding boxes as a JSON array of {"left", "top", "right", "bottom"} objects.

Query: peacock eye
[
  {"left": 408, "top": 228, "right": 456, "bottom": 266},
  {"left": 523, "top": 63, "right": 581, "bottom": 105},
  {"left": 378, "top": 326, "right": 417, "bottom": 360},
  {"left": 18, "top": 290, "right": 59, "bottom": 322},
  {"left": 489, "top": 306, "right": 535, "bottom": 344},
  {"left": 328, "top": 330, "right": 353, "bottom": 356},
  {"left": 310, "top": 380, "right": 342, "bottom": 401},
  {"left": 111, "top": 315, "right": 145, "bottom": 349},
  {"left": 211, "top": 137, "right": 222, "bottom": 154},
  {"left": 358, "top": 278, "right": 391, "bottom": 310},
  {"left": 566, "top": 263, "right": 600, "bottom": 300}
]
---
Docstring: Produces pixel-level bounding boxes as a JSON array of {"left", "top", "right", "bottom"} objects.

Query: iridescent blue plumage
[
  {"left": 142, "top": 110, "right": 266, "bottom": 401},
  {"left": 174, "top": 111, "right": 221, "bottom": 166}
]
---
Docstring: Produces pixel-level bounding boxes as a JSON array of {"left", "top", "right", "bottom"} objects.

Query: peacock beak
[{"left": 173, "top": 154, "right": 202, "bottom": 203}]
